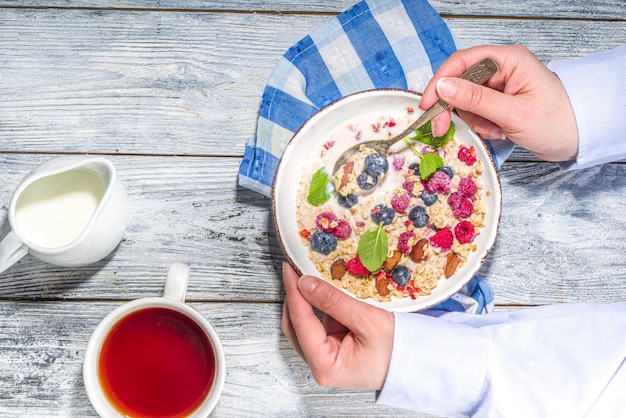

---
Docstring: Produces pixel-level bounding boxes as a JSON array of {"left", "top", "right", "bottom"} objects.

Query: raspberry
[
  {"left": 332, "top": 219, "right": 352, "bottom": 239},
  {"left": 458, "top": 177, "right": 477, "bottom": 198},
  {"left": 454, "top": 221, "right": 476, "bottom": 244},
  {"left": 398, "top": 231, "right": 416, "bottom": 254},
  {"left": 402, "top": 180, "right": 415, "bottom": 194},
  {"left": 453, "top": 198, "right": 473, "bottom": 219},
  {"left": 447, "top": 191, "right": 464, "bottom": 210},
  {"left": 315, "top": 212, "right": 338, "bottom": 233},
  {"left": 458, "top": 145, "right": 477, "bottom": 165},
  {"left": 392, "top": 155, "right": 405, "bottom": 171},
  {"left": 430, "top": 228, "right": 454, "bottom": 251},
  {"left": 425, "top": 170, "right": 451, "bottom": 194},
  {"left": 391, "top": 193, "right": 410, "bottom": 212},
  {"left": 346, "top": 256, "right": 370, "bottom": 275}
]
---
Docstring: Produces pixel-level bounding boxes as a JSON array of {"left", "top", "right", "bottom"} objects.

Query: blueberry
[
  {"left": 408, "top": 206, "right": 429, "bottom": 228},
  {"left": 420, "top": 190, "right": 438, "bottom": 206},
  {"left": 357, "top": 171, "right": 377, "bottom": 190},
  {"left": 391, "top": 265, "right": 411, "bottom": 286},
  {"left": 438, "top": 165, "right": 454, "bottom": 178},
  {"left": 338, "top": 193, "right": 358, "bottom": 209},
  {"left": 310, "top": 231, "right": 337, "bottom": 255},
  {"left": 408, "top": 162, "right": 420, "bottom": 172},
  {"left": 371, "top": 204, "right": 395, "bottom": 225},
  {"left": 364, "top": 153, "right": 389, "bottom": 177}
]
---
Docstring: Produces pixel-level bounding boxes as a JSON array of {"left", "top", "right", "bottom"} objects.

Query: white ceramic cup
[
  {"left": 83, "top": 262, "right": 225, "bottom": 417},
  {"left": 0, "top": 155, "right": 128, "bottom": 273}
]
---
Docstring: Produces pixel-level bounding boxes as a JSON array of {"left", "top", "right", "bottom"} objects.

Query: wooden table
[{"left": 0, "top": 1, "right": 624, "bottom": 416}]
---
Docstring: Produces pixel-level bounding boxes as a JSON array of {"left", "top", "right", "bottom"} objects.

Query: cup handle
[
  {"left": 0, "top": 231, "right": 28, "bottom": 274},
  {"left": 163, "top": 262, "right": 190, "bottom": 302}
]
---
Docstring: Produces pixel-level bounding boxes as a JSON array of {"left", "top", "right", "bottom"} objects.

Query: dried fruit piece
[
  {"left": 383, "top": 250, "right": 402, "bottom": 271},
  {"left": 444, "top": 253, "right": 460, "bottom": 278},
  {"left": 330, "top": 259, "right": 347, "bottom": 280},
  {"left": 410, "top": 238, "right": 429, "bottom": 263}
]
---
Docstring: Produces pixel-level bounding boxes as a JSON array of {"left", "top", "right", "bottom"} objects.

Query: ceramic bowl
[{"left": 272, "top": 89, "right": 501, "bottom": 312}]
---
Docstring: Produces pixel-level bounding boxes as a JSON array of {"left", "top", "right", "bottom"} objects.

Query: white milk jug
[{"left": 0, "top": 156, "right": 128, "bottom": 273}]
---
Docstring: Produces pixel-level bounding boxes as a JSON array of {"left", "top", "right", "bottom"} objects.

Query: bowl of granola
[{"left": 272, "top": 89, "right": 501, "bottom": 312}]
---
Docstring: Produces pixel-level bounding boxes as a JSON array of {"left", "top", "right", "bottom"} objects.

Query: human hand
[
  {"left": 420, "top": 44, "right": 578, "bottom": 162},
  {"left": 281, "top": 262, "right": 394, "bottom": 390}
]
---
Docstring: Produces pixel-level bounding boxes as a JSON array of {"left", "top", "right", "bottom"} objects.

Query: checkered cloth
[{"left": 239, "top": 0, "right": 515, "bottom": 314}]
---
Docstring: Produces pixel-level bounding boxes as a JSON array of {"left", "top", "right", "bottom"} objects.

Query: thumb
[
  {"left": 437, "top": 77, "right": 512, "bottom": 135},
  {"left": 298, "top": 275, "right": 373, "bottom": 332}
]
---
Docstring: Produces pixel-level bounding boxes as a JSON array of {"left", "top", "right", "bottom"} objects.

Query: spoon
[{"left": 332, "top": 57, "right": 499, "bottom": 176}]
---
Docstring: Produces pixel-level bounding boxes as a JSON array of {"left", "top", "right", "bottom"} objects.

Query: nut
[
  {"left": 444, "top": 253, "right": 460, "bottom": 278},
  {"left": 330, "top": 259, "right": 347, "bottom": 280},
  {"left": 383, "top": 250, "right": 402, "bottom": 271},
  {"left": 376, "top": 277, "right": 391, "bottom": 296},
  {"left": 410, "top": 238, "right": 429, "bottom": 263},
  {"left": 340, "top": 161, "right": 354, "bottom": 189}
]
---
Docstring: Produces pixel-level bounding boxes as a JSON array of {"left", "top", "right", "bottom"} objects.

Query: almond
[
  {"left": 383, "top": 250, "right": 402, "bottom": 271},
  {"left": 376, "top": 277, "right": 391, "bottom": 296},
  {"left": 339, "top": 161, "right": 354, "bottom": 189},
  {"left": 330, "top": 259, "right": 347, "bottom": 280},
  {"left": 410, "top": 238, "right": 429, "bottom": 263},
  {"left": 444, "top": 253, "right": 460, "bottom": 278}
]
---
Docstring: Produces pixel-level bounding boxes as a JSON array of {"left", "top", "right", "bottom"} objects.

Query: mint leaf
[
  {"left": 357, "top": 222, "right": 388, "bottom": 272},
  {"left": 419, "top": 153, "right": 443, "bottom": 180},
  {"left": 408, "top": 121, "right": 455, "bottom": 148},
  {"left": 307, "top": 167, "right": 335, "bottom": 206}
]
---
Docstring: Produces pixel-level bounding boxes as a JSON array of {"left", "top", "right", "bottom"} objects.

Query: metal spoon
[{"left": 331, "top": 57, "right": 499, "bottom": 176}]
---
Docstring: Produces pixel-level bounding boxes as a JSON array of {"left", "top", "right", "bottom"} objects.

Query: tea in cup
[
  {"left": 0, "top": 155, "right": 128, "bottom": 273},
  {"left": 83, "top": 263, "right": 225, "bottom": 417}
]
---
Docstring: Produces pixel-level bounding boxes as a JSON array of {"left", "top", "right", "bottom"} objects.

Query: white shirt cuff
[
  {"left": 377, "top": 312, "right": 489, "bottom": 417},
  {"left": 548, "top": 44, "right": 626, "bottom": 170}
]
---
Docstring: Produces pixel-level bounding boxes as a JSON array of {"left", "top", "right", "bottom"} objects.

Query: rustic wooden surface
[{"left": 0, "top": 1, "right": 625, "bottom": 416}]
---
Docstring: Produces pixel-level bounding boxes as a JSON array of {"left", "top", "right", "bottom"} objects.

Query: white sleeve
[
  {"left": 377, "top": 303, "right": 626, "bottom": 417},
  {"left": 548, "top": 44, "right": 626, "bottom": 170}
]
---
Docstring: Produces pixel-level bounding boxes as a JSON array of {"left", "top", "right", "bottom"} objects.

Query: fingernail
[
  {"left": 489, "top": 129, "right": 506, "bottom": 140},
  {"left": 298, "top": 275, "right": 319, "bottom": 294},
  {"left": 437, "top": 78, "right": 457, "bottom": 99}
]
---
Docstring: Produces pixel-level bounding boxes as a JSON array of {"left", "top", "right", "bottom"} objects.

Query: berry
[
  {"left": 332, "top": 219, "right": 352, "bottom": 239},
  {"left": 453, "top": 198, "right": 473, "bottom": 219},
  {"left": 430, "top": 228, "right": 454, "bottom": 251},
  {"left": 454, "top": 221, "right": 476, "bottom": 244},
  {"left": 458, "top": 177, "right": 477, "bottom": 198},
  {"left": 357, "top": 171, "right": 377, "bottom": 190},
  {"left": 408, "top": 206, "right": 429, "bottom": 228},
  {"left": 364, "top": 153, "right": 389, "bottom": 177},
  {"left": 439, "top": 165, "right": 454, "bottom": 179},
  {"left": 458, "top": 145, "right": 477, "bottom": 165},
  {"left": 310, "top": 231, "right": 337, "bottom": 255},
  {"left": 392, "top": 155, "right": 405, "bottom": 171},
  {"left": 402, "top": 180, "right": 415, "bottom": 194},
  {"left": 390, "top": 265, "right": 411, "bottom": 286},
  {"left": 420, "top": 190, "right": 438, "bottom": 206},
  {"left": 408, "top": 162, "right": 420, "bottom": 174},
  {"left": 338, "top": 193, "right": 358, "bottom": 209},
  {"left": 398, "top": 231, "right": 416, "bottom": 254},
  {"left": 346, "top": 256, "right": 370, "bottom": 275},
  {"left": 315, "top": 212, "right": 338, "bottom": 233},
  {"left": 371, "top": 204, "right": 395, "bottom": 225},
  {"left": 425, "top": 170, "right": 451, "bottom": 194},
  {"left": 391, "top": 193, "right": 410, "bottom": 212},
  {"left": 448, "top": 191, "right": 464, "bottom": 209}
]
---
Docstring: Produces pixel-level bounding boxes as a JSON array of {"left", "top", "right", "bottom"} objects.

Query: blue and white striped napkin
[{"left": 239, "top": 0, "right": 515, "bottom": 314}]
